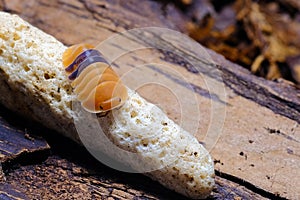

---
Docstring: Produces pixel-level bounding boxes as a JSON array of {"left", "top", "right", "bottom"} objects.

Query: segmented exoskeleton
[{"left": 62, "top": 44, "right": 128, "bottom": 113}]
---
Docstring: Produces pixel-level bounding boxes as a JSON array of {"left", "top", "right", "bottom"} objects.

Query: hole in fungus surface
[
  {"left": 161, "top": 121, "right": 168, "bottom": 126},
  {"left": 159, "top": 150, "right": 166, "bottom": 158},
  {"left": 0, "top": 33, "right": 9, "bottom": 40},
  {"left": 50, "top": 91, "right": 61, "bottom": 102},
  {"left": 13, "top": 33, "right": 21, "bottom": 40},
  {"left": 151, "top": 139, "right": 158, "bottom": 145},
  {"left": 134, "top": 99, "right": 142, "bottom": 105},
  {"left": 130, "top": 110, "right": 138, "bottom": 118},
  {"left": 184, "top": 174, "right": 191, "bottom": 180},
  {"left": 141, "top": 139, "right": 149, "bottom": 147},
  {"left": 26, "top": 41, "right": 36, "bottom": 49},
  {"left": 58, "top": 105, "right": 65, "bottom": 111},
  {"left": 47, "top": 52, "right": 55, "bottom": 58},
  {"left": 23, "top": 64, "right": 30, "bottom": 72},
  {"left": 135, "top": 119, "right": 141, "bottom": 124},
  {"left": 44, "top": 72, "right": 56, "bottom": 80},
  {"left": 8, "top": 56, "right": 13, "bottom": 62},
  {"left": 124, "top": 132, "right": 131, "bottom": 138},
  {"left": 44, "top": 73, "right": 50, "bottom": 80},
  {"left": 163, "top": 127, "right": 169, "bottom": 131},
  {"left": 172, "top": 166, "right": 179, "bottom": 172}
]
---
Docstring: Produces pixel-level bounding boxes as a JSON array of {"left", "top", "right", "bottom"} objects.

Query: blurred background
[
  {"left": 0, "top": 1, "right": 299, "bottom": 199},
  {"left": 169, "top": 0, "right": 300, "bottom": 85},
  {"left": 2, "top": 0, "right": 300, "bottom": 84}
]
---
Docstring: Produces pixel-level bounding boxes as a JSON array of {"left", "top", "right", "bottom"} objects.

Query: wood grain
[
  {"left": 1, "top": 120, "right": 267, "bottom": 200},
  {"left": 0, "top": 0, "right": 299, "bottom": 199},
  {"left": 0, "top": 106, "right": 50, "bottom": 164}
]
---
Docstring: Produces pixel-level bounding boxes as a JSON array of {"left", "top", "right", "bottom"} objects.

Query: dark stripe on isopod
[
  {"left": 68, "top": 52, "right": 109, "bottom": 80},
  {"left": 65, "top": 49, "right": 93, "bottom": 72},
  {"left": 65, "top": 49, "right": 108, "bottom": 72}
]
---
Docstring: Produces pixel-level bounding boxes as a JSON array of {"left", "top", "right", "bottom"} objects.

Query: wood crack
[
  {"left": 264, "top": 127, "right": 300, "bottom": 143},
  {"left": 118, "top": 28, "right": 299, "bottom": 123},
  {"left": 219, "top": 64, "right": 300, "bottom": 123},
  {"left": 215, "top": 170, "right": 288, "bottom": 200},
  {"left": 148, "top": 64, "right": 229, "bottom": 105},
  {"left": 0, "top": 1, "right": 299, "bottom": 199}
]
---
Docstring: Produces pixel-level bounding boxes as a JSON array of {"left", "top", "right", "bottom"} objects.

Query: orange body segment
[
  {"left": 76, "top": 73, "right": 120, "bottom": 101},
  {"left": 82, "top": 81, "right": 127, "bottom": 113},
  {"left": 62, "top": 43, "right": 94, "bottom": 70},
  {"left": 62, "top": 43, "right": 128, "bottom": 113}
]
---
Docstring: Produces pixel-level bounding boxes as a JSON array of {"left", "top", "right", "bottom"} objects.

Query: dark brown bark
[
  {"left": 0, "top": 0, "right": 299, "bottom": 199},
  {"left": 0, "top": 111, "right": 267, "bottom": 199}
]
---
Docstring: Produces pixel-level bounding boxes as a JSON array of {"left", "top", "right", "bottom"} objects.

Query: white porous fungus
[{"left": 0, "top": 12, "right": 215, "bottom": 199}]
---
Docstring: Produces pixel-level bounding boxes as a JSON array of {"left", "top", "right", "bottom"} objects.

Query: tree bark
[{"left": 0, "top": 0, "right": 299, "bottom": 199}]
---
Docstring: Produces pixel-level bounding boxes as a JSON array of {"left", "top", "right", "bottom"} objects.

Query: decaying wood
[
  {"left": 103, "top": 27, "right": 299, "bottom": 199},
  {"left": 0, "top": 0, "right": 299, "bottom": 199},
  {"left": 0, "top": 106, "right": 50, "bottom": 164},
  {"left": 1, "top": 123, "right": 267, "bottom": 200},
  {"left": 3, "top": 158, "right": 267, "bottom": 200}
]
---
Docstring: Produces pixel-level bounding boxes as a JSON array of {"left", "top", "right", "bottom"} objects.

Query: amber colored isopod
[{"left": 62, "top": 43, "right": 128, "bottom": 113}]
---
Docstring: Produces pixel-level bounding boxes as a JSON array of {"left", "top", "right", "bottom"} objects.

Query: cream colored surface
[{"left": 0, "top": 12, "right": 215, "bottom": 199}]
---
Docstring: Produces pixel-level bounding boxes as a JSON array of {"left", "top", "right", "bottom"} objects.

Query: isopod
[{"left": 62, "top": 43, "right": 128, "bottom": 113}]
